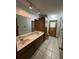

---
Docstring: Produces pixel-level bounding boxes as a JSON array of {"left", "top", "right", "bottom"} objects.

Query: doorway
[{"left": 49, "top": 20, "right": 57, "bottom": 37}]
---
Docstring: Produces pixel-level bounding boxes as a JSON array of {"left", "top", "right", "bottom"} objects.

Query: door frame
[{"left": 49, "top": 20, "right": 57, "bottom": 37}]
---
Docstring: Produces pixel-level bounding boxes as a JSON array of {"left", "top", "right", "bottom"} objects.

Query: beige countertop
[{"left": 16, "top": 31, "right": 44, "bottom": 52}]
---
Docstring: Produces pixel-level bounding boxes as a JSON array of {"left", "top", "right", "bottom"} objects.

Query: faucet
[
  {"left": 19, "top": 36, "right": 24, "bottom": 42},
  {"left": 19, "top": 36, "right": 25, "bottom": 45},
  {"left": 35, "top": 31, "right": 39, "bottom": 34}
]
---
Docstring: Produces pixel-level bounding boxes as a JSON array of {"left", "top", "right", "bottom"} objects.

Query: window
[{"left": 50, "top": 22, "right": 56, "bottom": 28}]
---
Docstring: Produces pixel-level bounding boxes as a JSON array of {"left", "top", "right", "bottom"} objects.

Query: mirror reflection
[{"left": 16, "top": 14, "right": 32, "bottom": 36}]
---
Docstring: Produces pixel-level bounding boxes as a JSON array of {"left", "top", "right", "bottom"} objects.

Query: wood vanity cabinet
[
  {"left": 16, "top": 34, "right": 44, "bottom": 59},
  {"left": 32, "top": 17, "right": 47, "bottom": 40},
  {"left": 32, "top": 17, "right": 45, "bottom": 32},
  {"left": 34, "top": 17, "right": 46, "bottom": 40},
  {"left": 34, "top": 35, "right": 44, "bottom": 51},
  {"left": 34, "top": 17, "right": 45, "bottom": 32},
  {"left": 38, "top": 17, "right": 45, "bottom": 32},
  {"left": 16, "top": 41, "right": 35, "bottom": 59}
]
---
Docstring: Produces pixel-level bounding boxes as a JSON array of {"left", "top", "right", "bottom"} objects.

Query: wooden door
[{"left": 49, "top": 20, "right": 57, "bottom": 37}]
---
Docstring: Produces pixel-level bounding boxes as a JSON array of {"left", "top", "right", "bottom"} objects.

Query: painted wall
[
  {"left": 56, "top": 19, "right": 61, "bottom": 37},
  {"left": 46, "top": 15, "right": 62, "bottom": 37},
  {"left": 58, "top": 18, "right": 63, "bottom": 48},
  {"left": 46, "top": 15, "right": 63, "bottom": 48},
  {"left": 16, "top": 14, "right": 32, "bottom": 35}
]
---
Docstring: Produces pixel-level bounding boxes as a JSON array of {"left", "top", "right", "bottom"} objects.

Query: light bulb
[{"left": 29, "top": 6, "right": 32, "bottom": 9}]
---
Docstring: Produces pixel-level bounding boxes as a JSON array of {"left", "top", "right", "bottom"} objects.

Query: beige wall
[
  {"left": 58, "top": 19, "right": 63, "bottom": 48},
  {"left": 56, "top": 19, "right": 61, "bottom": 37},
  {"left": 45, "top": 18, "right": 61, "bottom": 37}
]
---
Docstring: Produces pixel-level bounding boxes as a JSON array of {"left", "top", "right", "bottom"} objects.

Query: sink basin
[
  {"left": 32, "top": 31, "right": 40, "bottom": 35},
  {"left": 35, "top": 31, "right": 39, "bottom": 34},
  {"left": 18, "top": 38, "right": 30, "bottom": 45},
  {"left": 17, "top": 31, "right": 40, "bottom": 45}
]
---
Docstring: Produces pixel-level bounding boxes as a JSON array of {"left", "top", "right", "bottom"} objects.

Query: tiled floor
[{"left": 31, "top": 36, "right": 60, "bottom": 59}]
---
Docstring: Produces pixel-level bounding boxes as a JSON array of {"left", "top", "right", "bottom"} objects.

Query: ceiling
[
  {"left": 30, "top": 0, "right": 63, "bottom": 16},
  {"left": 16, "top": 0, "right": 63, "bottom": 17}
]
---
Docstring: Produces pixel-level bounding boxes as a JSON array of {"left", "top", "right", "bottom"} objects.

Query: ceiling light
[
  {"left": 29, "top": 4, "right": 32, "bottom": 9},
  {"left": 29, "top": 6, "right": 32, "bottom": 9}
]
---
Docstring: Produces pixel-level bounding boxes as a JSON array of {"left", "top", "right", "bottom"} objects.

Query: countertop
[{"left": 16, "top": 31, "right": 44, "bottom": 52}]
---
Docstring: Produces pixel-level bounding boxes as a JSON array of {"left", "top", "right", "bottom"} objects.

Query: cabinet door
[
  {"left": 32, "top": 21, "right": 35, "bottom": 32},
  {"left": 17, "top": 41, "right": 35, "bottom": 59},
  {"left": 38, "top": 17, "right": 45, "bottom": 31},
  {"left": 35, "top": 17, "right": 45, "bottom": 32},
  {"left": 34, "top": 38, "right": 40, "bottom": 51},
  {"left": 35, "top": 20, "right": 39, "bottom": 31}
]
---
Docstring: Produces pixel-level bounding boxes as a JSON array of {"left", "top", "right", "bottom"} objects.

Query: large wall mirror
[{"left": 16, "top": 14, "right": 32, "bottom": 36}]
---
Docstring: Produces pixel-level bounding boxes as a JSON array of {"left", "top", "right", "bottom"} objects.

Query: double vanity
[{"left": 16, "top": 31, "right": 44, "bottom": 59}]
